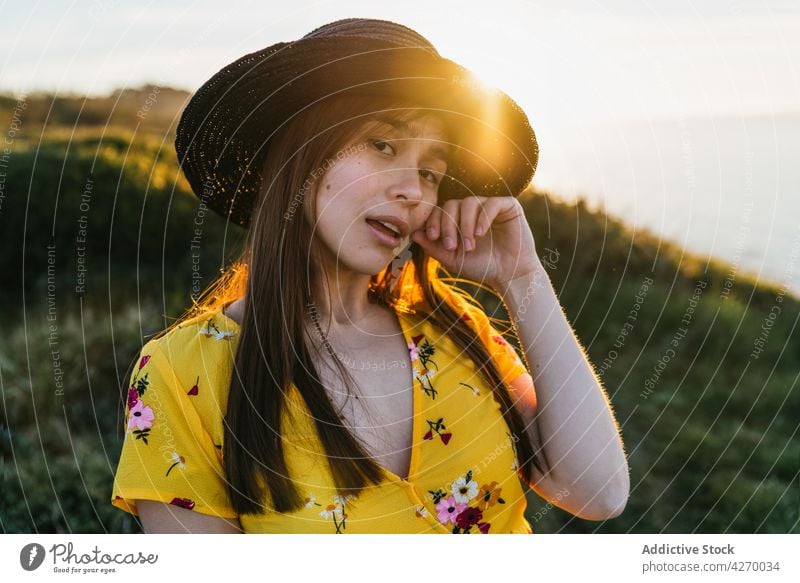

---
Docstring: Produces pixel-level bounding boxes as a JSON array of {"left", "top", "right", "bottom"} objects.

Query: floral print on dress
[
  {"left": 127, "top": 355, "right": 155, "bottom": 444},
  {"left": 128, "top": 355, "right": 151, "bottom": 407},
  {"left": 128, "top": 401, "right": 154, "bottom": 442},
  {"left": 451, "top": 474, "right": 479, "bottom": 503},
  {"left": 126, "top": 386, "right": 139, "bottom": 410},
  {"left": 428, "top": 470, "right": 506, "bottom": 534},
  {"left": 491, "top": 334, "right": 509, "bottom": 347},
  {"left": 198, "top": 317, "right": 236, "bottom": 340},
  {"left": 170, "top": 497, "right": 195, "bottom": 510},
  {"left": 409, "top": 333, "right": 439, "bottom": 399},
  {"left": 435, "top": 496, "right": 466, "bottom": 524},
  {"left": 476, "top": 481, "right": 505, "bottom": 511},
  {"left": 319, "top": 494, "right": 355, "bottom": 534},
  {"left": 166, "top": 452, "right": 186, "bottom": 476},
  {"left": 492, "top": 333, "right": 527, "bottom": 373},
  {"left": 423, "top": 417, "right": 452, "bottom": 445},
  {"left": 507, "top": 431, "right": 521, "bottom": 471},
  {"left": 458, "top": 381, "right": 480, "bottom": 396}
]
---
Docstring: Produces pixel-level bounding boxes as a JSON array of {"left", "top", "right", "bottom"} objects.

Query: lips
[
  {"left": 365, "top": 214, "right": 410, "bottom": 248},
  {"left": 366, "top": 218, "right": 403, "bottom": 247},
  {"left": 366, "top": 215, "right": 409, "bottom": 239}
]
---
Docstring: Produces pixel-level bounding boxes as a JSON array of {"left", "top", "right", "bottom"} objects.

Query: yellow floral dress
[{"left": 111, "top": 298, "right": 535, "bottom": 533}]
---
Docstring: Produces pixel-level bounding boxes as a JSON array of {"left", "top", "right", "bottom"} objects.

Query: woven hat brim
[{"left": 175, "top": 36, "right": 538, "bottom": 228}]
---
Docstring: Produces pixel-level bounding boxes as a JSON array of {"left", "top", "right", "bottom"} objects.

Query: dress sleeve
[
  {"left": 111, "top": 341, "right": 237, "bottom": 519},
  {"left": 460, "top": 300, "right": 530, "bottom": 386}
]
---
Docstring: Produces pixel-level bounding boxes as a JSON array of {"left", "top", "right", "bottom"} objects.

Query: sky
[{"left": 1, "top": 0, "right": 798, "bottom": 130}]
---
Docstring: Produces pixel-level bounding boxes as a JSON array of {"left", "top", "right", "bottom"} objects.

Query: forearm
[{"left": 493, "top": 259, "right": 630, "bottom": 518}]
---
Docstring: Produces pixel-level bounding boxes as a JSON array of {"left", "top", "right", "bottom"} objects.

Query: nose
[{"left": 386, "top": 167, "right": 426, "bottom": 203}]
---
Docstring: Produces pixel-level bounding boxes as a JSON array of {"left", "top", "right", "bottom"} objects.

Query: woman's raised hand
[{"left": 410, "top": 195, "right": 540, "bottom": 288}]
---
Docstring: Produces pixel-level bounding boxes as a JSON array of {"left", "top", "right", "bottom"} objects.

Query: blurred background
[{"left": 1, "top": 0, "right": 798, "bottom": 534}]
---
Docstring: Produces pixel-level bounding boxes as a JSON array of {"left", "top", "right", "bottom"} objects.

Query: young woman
[{"left": 111, "top": 18, "right": 629, "bottom": 534}]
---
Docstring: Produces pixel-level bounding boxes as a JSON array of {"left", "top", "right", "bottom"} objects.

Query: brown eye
[
  {"left": 420, "top": 169, "right": 441, "bottom": 185},
  {"left": 370, "top": 139, "right": 395, "bottom": 155}
]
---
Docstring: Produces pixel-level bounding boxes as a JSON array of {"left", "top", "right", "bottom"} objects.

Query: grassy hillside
[
  {"left": 0, "top": 85, "right": 189, "bottom": 136},
  {"left": 1, "top": 90, "right": 797, "bottom": 533},
  {"left": 514, "top": 192, "right": 799, "bottom": 533}
]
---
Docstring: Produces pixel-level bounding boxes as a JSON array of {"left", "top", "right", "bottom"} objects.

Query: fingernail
[
  {"left": 444, "top": 236, "right": 455, "bottom": 250},
  {"left": 465, "top": 238, "right": 474, "bottom": 251},
  {"left": 475, "top": 225, "right": 484, "bottom": 237},
  {"left": 427, "top": 227, "right": 438, "bottom": 239}
]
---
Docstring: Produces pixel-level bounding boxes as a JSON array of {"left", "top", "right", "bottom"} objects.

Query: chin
[
  {"left": 340, "top": 248, "right": 394, "bottom": 276},
  {"left": 352, "top": 257, "right": 392, "bottom": 277},
  {"left": 318, "top": 231, "right": 398, "bottom": 276}
]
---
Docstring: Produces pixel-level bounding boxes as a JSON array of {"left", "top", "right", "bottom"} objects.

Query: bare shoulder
[
  {"left": 135, "top": 500, "right": 243, "bottom": 534},
  {"left": 222, "top": 297, "right": 244, "bottom": 326}
]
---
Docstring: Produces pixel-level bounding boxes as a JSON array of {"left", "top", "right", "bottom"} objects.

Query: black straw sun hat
[{"left": 175, "top": 17, "right": 539, "bottom": 228}]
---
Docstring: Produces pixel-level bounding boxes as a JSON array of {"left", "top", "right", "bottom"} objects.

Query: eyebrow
[{"left": 371, "top": 113, "right": 451, "bottom": 164}]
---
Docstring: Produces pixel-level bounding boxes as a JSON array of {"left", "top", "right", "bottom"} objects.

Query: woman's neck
[{"left": 311, "top": 262, "right": 380, "bottom": 327}]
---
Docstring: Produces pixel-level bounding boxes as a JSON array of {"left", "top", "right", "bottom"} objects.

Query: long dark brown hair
[{"left": 178, "top": 92, "right": 548, "bottom": 515}]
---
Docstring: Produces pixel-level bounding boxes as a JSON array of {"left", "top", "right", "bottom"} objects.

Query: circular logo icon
[{"left": 20, "top": 543, "right": 46, "bottom": 571}]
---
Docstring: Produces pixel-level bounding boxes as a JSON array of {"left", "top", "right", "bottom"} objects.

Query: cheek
[
  {"left": 417, "top": 200, "right": 438, "bottom": 226},
  {"left": 303, "top": 177, "right": 335, "bottom": 227},
  {"left": 312, "top": 193, "right": 362, "bottom": 248}
]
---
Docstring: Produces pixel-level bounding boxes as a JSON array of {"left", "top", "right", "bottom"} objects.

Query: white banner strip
[{"left": 2, "top": 534, "right": 797, "bottom": 582}]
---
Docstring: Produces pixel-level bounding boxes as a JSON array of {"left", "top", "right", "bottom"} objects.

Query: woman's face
[{"left": 305, "top": 112, "right": 450, "bottom": 275}]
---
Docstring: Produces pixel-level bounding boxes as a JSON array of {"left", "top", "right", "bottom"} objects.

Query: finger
[
  {"left": 411, "top": 226, "right": 452, "bottom": 261},
  {"left": 425, "top": 205, "right": 442, "bottom": 240},
  {"left": 440, "top": 199, "right": 461, "bottom": 251},
  {"left": 458, "top": 196, "right": 483, "bottom": 252},
  {"left": 474, "top": 198, "right": 491, "bottom": 237},
  {"left": 477, "top": 197, "right": 505, "bottom": 236}
]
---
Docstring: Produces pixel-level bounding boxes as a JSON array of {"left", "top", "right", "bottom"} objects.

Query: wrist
[{"left": 490, "top": 259, "right": 547, "bottom": 300}]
